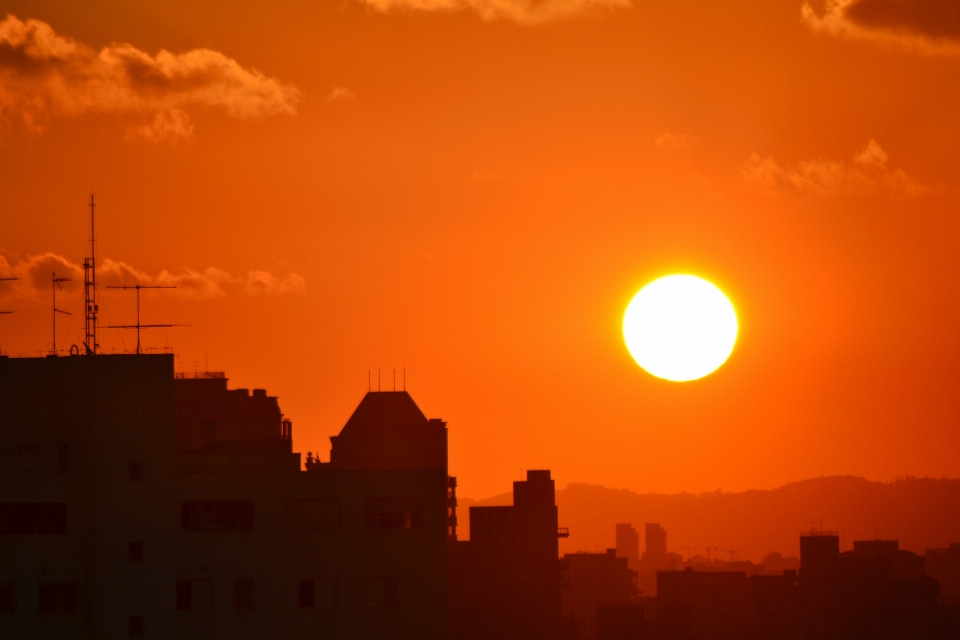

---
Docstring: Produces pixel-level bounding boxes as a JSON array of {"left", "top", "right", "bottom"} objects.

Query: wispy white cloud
[
  {"left": 740, "top": 139, "right": 929, "bottom": 198},
  {"left": 0, "top": 252, "right": 305, "bottom": 300},
  {"left": 327, "top": 86, "right": 355, "bottom": 103},
  {"left": 802, "top": 0, "right": 960, "bottom": 54},
  {"left": 358, "top": 0, "right": 631, "bottom": 24},
  {"left": 654, "top": 132, "right": 699, "bottom": 149},
  {"left": 0, "top": 15, "right": 301, "bottom": 136}
]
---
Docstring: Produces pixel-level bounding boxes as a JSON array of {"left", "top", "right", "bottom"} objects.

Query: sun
[{"left": 623, "top": 275, "right": 738, "bottom": 382}]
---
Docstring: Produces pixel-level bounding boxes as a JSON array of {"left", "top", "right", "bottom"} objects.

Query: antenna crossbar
[
  {"left": 0, "top": 280, "right": 15, "bottom": 316},
  {"left": 52, "top": 272, "right": 72, "bottom": 355},
  {"left": 105, "top": 284, "right": 180, "bottom": 353}
]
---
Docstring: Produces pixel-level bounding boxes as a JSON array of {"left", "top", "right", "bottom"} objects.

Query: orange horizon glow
[{"left": 3, "top": 1, "right": 960, "bottom": 509}]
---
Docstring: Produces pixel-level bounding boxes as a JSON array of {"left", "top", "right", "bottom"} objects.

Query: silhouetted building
[
  {"left": 616, "top": 524, "right": 640, "bottom": 572},
  {"left": 561, "top": 548, "right": 638, "bottom": 640},
  {"left": 448, "top": 470, "right": 565, "bottom": 640},
  {"left": 636, "top": 531, "right": 953, "bottom": 640},
  {"left": 652, "top": 569, "right": 757, "bottom": 639},
  {"left": 596, "top": 603, "right": 645, "bottom": 640},
  {"left": 637, "top": 523, "right": 672, "bottom": 597},
  {"left": 927, "top": 543, "right": 960, "bottom": 606},
  {"left": 645, "top": 524, "right": 667, "bottom": 559},
  {"left": 799, "top": 530, "right": 840, "bottom": 582},
  {"left": 324, "top": 390, "right": 448, "bottom": 470},
  {"left": 0, "top": 354, "right": 448, "bottom": 639}
]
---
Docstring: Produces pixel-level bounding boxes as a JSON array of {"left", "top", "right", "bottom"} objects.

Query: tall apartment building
[
  {"left": 0, "top": 353, "right": 449, "bottom": 640},
  {"left": 615, "top": 523, "right": 640, "bottom": 571},
  {"left": 448, "top": 470, "right": 566, "bottom": 640}
]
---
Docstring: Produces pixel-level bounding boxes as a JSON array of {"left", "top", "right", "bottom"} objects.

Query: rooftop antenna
[
  {"left": 105, "top": 284, "right": 182, "bottom": 353},
  {"left": 0, "top": 277, "right": 17, "bottom": 316},
  {"left": 393, "top": 368, "right": 396, "bottom": 391},
  {"left": 368, "top": 369, "right": 371, "bottom": 392},
  {"left": 83, "top": 194, "right": 99, "bottom": 355},
  {"left": 403, "top": 368, "right": 406, "bottom": 391},
  {"left": 52, "top": 272, "right": 71, "bottom": 356}
]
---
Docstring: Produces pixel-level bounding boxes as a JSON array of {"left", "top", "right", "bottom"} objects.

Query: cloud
[
  {"left": 740, "top": 139, "right": 929, "bottom": 198},
  {"left": 471, "top": 170, "right": 501, "bottom": 182},
  {"left": 802, "top": 0, "right": 960, "bottom": 54},
  {"left": 0, "top": 252, "right": 305, "bottom": 300},
  {"left": 0, "top": 15, "right": 300, "bottom": 135},
  {"left": 654, "top": 132, "right": 699, "bottom": 148},
  {"left": 131, "top": 109, "right": 194, "bottom": 143},
  {"left": 357, "top": 0, "right": 631, "bottom": 23},
  {"left": 327, "top": 86, "right": 355, "bottom": 103}
]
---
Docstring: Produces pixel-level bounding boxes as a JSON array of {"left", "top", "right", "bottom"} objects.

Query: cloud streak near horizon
[
  {"left": 0, "top": 15, "right": 300, "bottom": 137},
  {"left": 803, "top": 0, "right": 960, "bottom": 53},
  {"left": 0, "top": 252, "right": 305, "bottom": 299},
  {"left": 358, "top": 0, "right": 631, "bottom": 23}
]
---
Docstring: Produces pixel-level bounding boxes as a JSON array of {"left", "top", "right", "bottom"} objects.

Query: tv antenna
[
  {"left": 83, "top": 194, "right": 98, "bottom": 355},
  {"left": 52, "top": 272, "right": 71, "bottom": 355},
  {"left": 0, "top": 276, "right": 17, "bottom": 316},
  {"left": 105, "top": 284, "right": 183, "bottom": 354}
]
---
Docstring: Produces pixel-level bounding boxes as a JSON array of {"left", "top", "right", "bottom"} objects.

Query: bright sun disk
[{"left": 623, "top": 275, "right": 738, "bottom": 382}]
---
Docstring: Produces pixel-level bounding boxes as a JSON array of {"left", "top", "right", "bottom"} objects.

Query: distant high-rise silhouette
[
  {"left": 561, "top": 547, "right": 639, "bottom": 640},
  {"left": 616, "top": 523, "right": 640, "bottom": 571},
  {"left": 645, "top": 523, "right": 667, "bottom": 559}
]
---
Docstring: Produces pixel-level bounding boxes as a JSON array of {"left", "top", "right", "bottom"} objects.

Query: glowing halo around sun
[{"left": 623, "top": 275, "right": 738, "bottom": 382}]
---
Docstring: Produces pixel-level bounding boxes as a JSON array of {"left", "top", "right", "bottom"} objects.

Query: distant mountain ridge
[{"left": 458, "top": 476, "right": 960, "bottom": 562}]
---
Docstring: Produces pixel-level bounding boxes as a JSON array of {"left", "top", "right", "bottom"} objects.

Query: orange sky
[{"left": 2, "top": 0, "right": 960, "bottom": 501}]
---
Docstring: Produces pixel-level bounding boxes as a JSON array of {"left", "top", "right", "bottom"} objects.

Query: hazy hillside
[{"left": 458, "top": 476, "right": 960, "bottom": 562}]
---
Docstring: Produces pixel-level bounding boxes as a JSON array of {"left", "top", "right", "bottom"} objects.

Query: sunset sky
[{"left": 1, "top": 0, "right": 959, "bottom": 502}]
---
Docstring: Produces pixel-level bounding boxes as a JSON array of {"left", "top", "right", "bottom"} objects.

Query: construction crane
[{"left": 106, "top": 284, "right": 182, "bottom": 354}]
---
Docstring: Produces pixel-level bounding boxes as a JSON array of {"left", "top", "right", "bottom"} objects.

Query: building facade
[{"left": 0, "top": 354, "right": 448, "bottom": 640}]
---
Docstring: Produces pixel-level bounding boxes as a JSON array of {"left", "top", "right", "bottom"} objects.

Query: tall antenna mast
[
  {"left": 52, "top": 272, "right": 71, "bottom": 356},
  {"left": 83, "top": 194, "right": 98, "bottom": 355},
  {"left": 105, "top": 284, "right": 182, "bottom": 354}
]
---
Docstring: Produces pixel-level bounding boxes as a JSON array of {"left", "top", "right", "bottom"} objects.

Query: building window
[
  {"left": 182, "top": 501, "right": 254, "bottom": 532},
  {"left": 364, "top": 578, "right": 399, "bottom": 608},
  {"left": 37, "top": 582, "right": 78, "bottom": 615},
  {"left": 364, "top": 498, "right": 422, "bottom": 530},
  {"left": 282, "top": 499, "right": 342, "bottom": 531},
  {"left": 127, "top": 461, "right": 144, "bottom": 483},
  {"left": 176, "top": 580, "right": 213, "bottom": 612},
  {"left": 129, "top": 615, "right": 145, "bottom": 637},
  {"left": 0, "top": 583, "right": 14, "bottom": 615},
  {"left": 57, "top": 444, "right": 69, "bottom": 474},
  {"left": 297, "top": 579, "right": 337, "bottom": 609},
  {"left": 233, "top": 578, "right": 254, "bottom": 610},
  {"left": 129, "top": 541, "right": 144, "bottom": 563},
  {"left": 0, "top": 503, "right": 67, "bottom": 535}
]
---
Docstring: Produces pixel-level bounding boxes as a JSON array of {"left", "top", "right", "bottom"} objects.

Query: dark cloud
[
  {"left": 846, "top": 0, "right": 960, "bottom": 40},
  {"left": 803, "top": 0, "right": 960, "bottom": 52}
]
